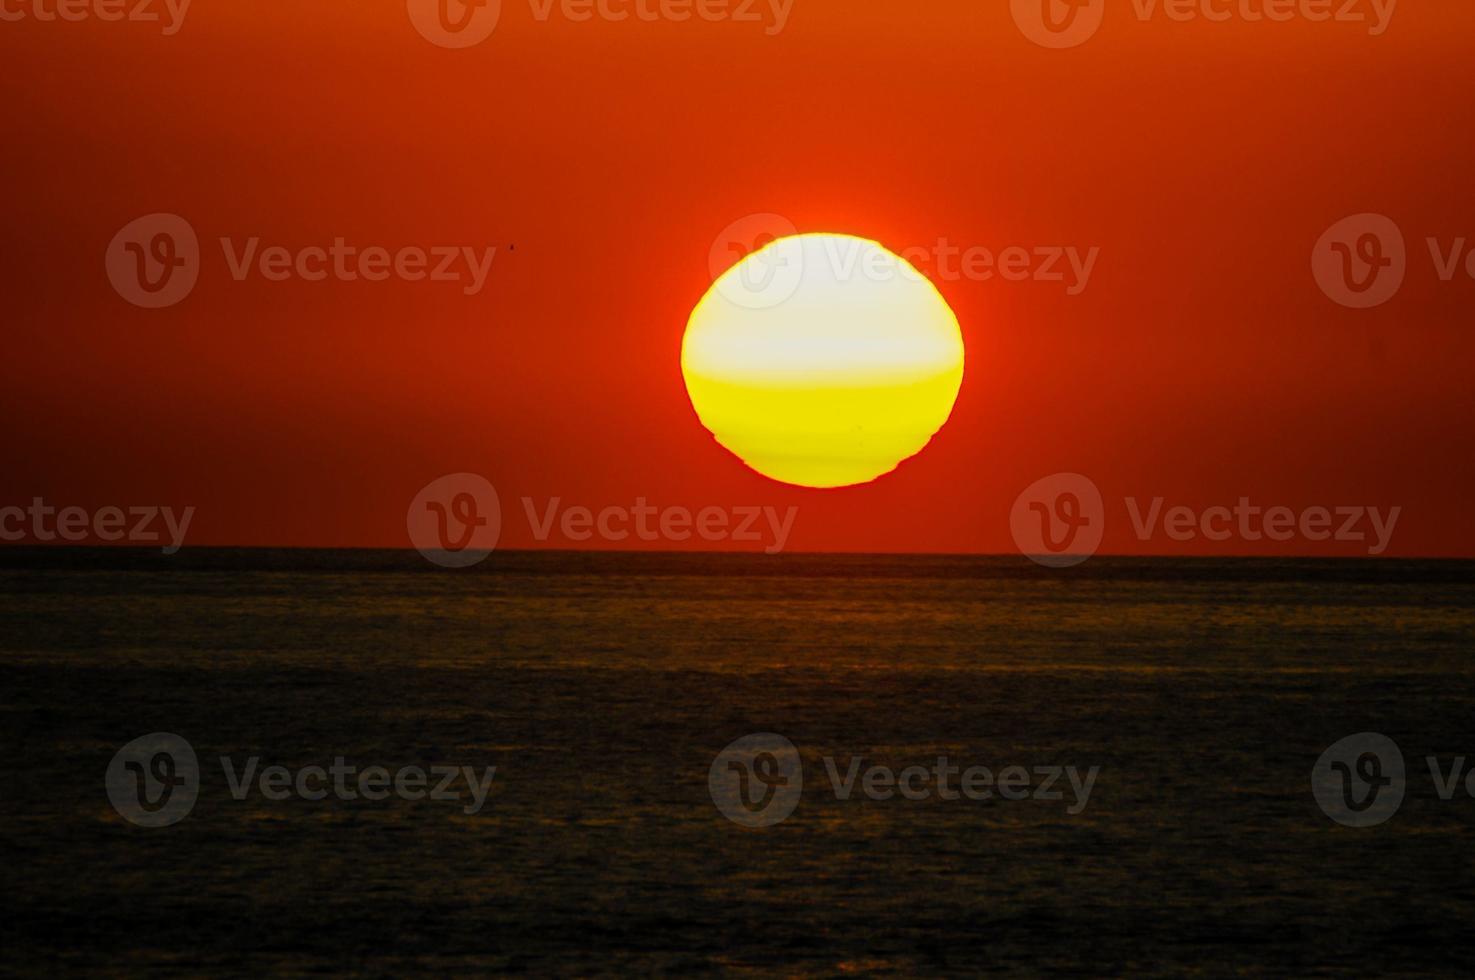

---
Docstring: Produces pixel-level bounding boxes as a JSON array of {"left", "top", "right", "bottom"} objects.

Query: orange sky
[{"left": 4, "top": 0, "right": 1473, "bottom": 557}]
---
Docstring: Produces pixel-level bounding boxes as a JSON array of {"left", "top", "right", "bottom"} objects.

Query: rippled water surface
[{"left": 3, "top": 550, "right": 1474, "bottom": 975}]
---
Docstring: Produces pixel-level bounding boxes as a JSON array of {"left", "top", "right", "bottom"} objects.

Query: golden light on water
[{"left": 682, "top": 233, "right": 965, "bottom": 489}]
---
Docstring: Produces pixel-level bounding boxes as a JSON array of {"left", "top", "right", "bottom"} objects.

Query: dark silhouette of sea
[{"left": 3, "top": 548, "right": 1473, "bottom": 975}]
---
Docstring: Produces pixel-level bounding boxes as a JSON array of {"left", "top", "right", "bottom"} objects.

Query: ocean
[{"left": 3, "top": 549, "right": 1473, "bottom": 975}]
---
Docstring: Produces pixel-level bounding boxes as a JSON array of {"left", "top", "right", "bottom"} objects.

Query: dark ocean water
[{"left": 3, "top": 549, "right": 1474, "bottom": 975}]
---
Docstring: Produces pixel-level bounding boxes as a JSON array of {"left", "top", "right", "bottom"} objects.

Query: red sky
[{"left": 4, "top": 0, "right": 1473, "bottom": 557}]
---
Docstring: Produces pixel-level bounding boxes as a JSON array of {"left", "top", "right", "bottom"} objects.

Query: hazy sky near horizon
[{"left": 4, "top": 0, "right": 1473, "bottom": 556}]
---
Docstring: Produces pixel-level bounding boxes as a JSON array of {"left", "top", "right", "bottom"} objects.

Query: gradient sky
[{"left": 4, "top": 0, "right": 1473, "bottom": 556}]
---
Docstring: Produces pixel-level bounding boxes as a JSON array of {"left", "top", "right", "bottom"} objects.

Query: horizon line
[{"left": 0, "top": 544, "right": 1470, "bottom": 563}]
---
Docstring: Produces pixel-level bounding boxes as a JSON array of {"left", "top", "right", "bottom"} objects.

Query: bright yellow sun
[{"left": 682, "top": 233, "right": 965, "bottom": 489}]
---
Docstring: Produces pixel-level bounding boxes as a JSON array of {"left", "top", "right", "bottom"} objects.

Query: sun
[{"left": 682, "top": 233, "right": 965, "bottom": 489}]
